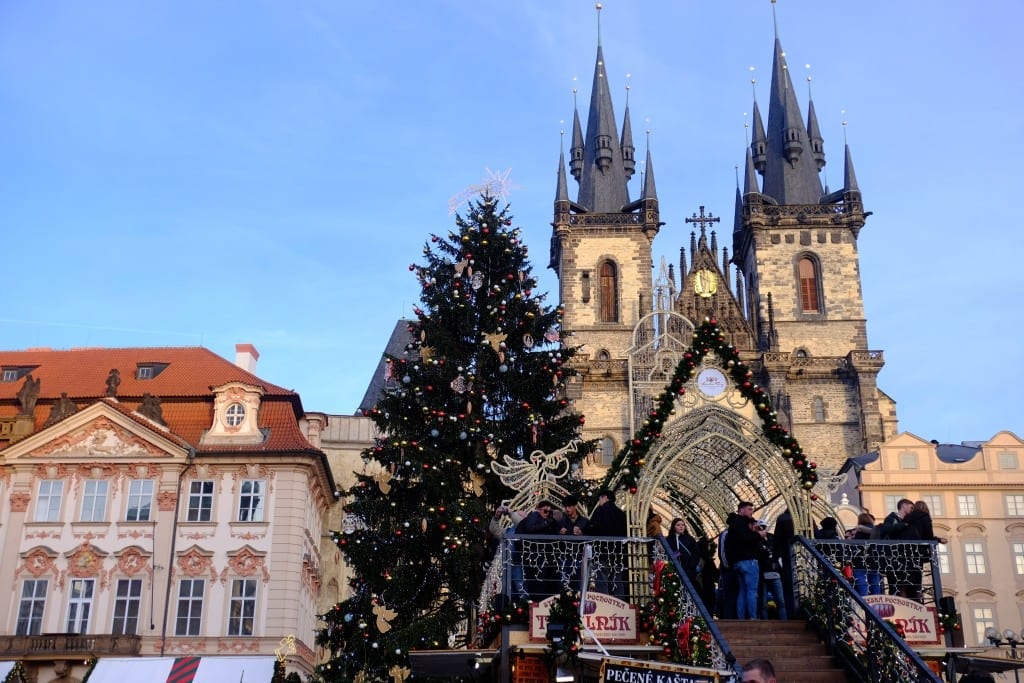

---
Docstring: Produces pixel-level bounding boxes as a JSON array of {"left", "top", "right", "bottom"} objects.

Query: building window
[
  {"left": 811, "top": 397, "right": 826, "bottom": 422},
  {"left": 16, "top": 579, "right": 48, "bottom": 635},
  {"left": 238, "top": 480, "right": 266, "bottom": 522},
  {"left": 1013, "top": 543, "right": 1024, "bottom": 575},
  {"left": 599, "top": 261, "right": 619, "bottom": 323},
  {"left": 36, "top": 480, "right": 64, "bottom": 523},
  {"left": 1000, "top": 451, "right": 1020, "bottom": 470},
  {"left": 226, "top": 403, "right": 246, "bottom": 427},
  {"left": 80, "top": 480, "right": 109, "bottom": 522},
  {"left": 137, "top": 366, "right": 153, "bottom": 379},
  {"left": 66, "top": 578, "right": 95, "bottom": 633},
  {"left": 112, "top": 579, "right": 143, "bottom": 635},
  {"left": 884, "top": 495, "right": 902, "bottom": 513},
  {"left": 175, "top": 579, "right": 205, "bottom": 636},
  {"left": 187, "top": 481, "right": 214, "bottom": 522},
  {"left": 798, "top": 256, "right": 821, "bottom": 313},
  {"left": 126, "top": 480, "right": 154, "bottom": 522},
  {"left": 935, "top": 544, "right": 950, "bottom": 574},
  {"left": 922, "top": 495, "right": 944, "bottom": 517},
  {"left": 227, "top": 579, "right": 257, "bottom": 636},
  {"left": 958, "top": 495, "right": 979, "bottom": 517},
  {"left": 1007, "top": 495, "right": 1024, "bottom": 517},
  {"left": 965, "top": 542, "right": 987, "bottom": 574},
  {"left": 973, "top": 607, "right": 996, "bottom": 646},
  {"left": 2, "top": 368, "right": 18, "bottom": 382}
]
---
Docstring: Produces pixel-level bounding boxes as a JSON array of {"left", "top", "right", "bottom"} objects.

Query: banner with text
[{"left": 530, "top": 592, "right": 638, "bottom": 643}]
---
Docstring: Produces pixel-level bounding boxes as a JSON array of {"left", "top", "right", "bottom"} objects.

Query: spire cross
[{"left": 685, "top": 206, "right": 721, "bottom": 233}]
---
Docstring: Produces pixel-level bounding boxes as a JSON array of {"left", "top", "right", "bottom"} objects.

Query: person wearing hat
[
  {"left": 814, "top": 516, "right": 841, "bottom": 540},
  {"left": 556, "top": 494, "right": 589, "bottom": 589},
  {"left": 557, "top": 494, "right": 588, "bottom": 537}
]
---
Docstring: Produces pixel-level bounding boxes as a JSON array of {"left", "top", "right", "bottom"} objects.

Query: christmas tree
[{"left": 314, "top": 195, "right": 590, "bottom": 682}]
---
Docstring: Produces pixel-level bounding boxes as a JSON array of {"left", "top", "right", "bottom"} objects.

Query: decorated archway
[{"left": 602, "top": 318, "right": 832, "bottom": 536}]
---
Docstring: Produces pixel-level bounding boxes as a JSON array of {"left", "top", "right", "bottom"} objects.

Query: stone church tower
[{"left": 550, "top": 17, "right": 898, "bottom": 476}]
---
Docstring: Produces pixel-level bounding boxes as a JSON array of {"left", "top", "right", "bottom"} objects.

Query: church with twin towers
[{"left": 548, "top": 5, "right": 898, "bottom": 492}]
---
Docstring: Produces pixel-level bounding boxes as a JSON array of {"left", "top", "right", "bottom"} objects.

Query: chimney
[{"left": 235, "top": 344, "right": 260, "bottom": 373}]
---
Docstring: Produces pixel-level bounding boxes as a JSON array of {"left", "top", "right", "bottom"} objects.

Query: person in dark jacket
[
  {"left": 586, "top": 489, "right": 628, "bottom": 597},
  {"left": 756, "top": 519, "right": 787, "bottom": 619},
  {"left": 849, "top": 512, "right": 882, "bottom": 596},
  {"left": 772, "top": 510, "right": 796, "bottom": 618},
  {"left": 903, "top": 500, "right": 946, "bottom": 602},
  {"left": 725, "top": 501, "right": 764, "bottom": 619},
  {"left": 880, "top": 498, "right": 917, "bottom": 597},
  {"left": 667, "top": 517, "right": 700, "bottom": 587},
  {"left": 516, "top": 500, "right": 559, "bottom": 597}
]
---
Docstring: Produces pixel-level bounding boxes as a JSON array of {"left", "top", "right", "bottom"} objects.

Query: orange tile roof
[{"left": 0, "top": 347, "right": 316, "bottom": 455}]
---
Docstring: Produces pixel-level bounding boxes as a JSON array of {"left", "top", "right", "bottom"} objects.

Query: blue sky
[{"left": 1, "top": 1, "right": 1021, "bottom": 444}]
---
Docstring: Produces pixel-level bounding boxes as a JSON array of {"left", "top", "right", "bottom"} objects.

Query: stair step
[{"left": 713, "top": 619, "right": 852, "bottom": 683}]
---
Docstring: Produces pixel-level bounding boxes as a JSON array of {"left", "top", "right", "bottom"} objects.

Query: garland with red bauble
[
  {"left": 544, "top": 588, "right": 584, "bottom": 666},
  {"left": 476, "top": 596, "right": 531, "bottom": 644},
  {"left": 642, "top": 560, "right": 712, "bottom": 667},
  {"left": 597, "top": 318, "right": 819, "bottom": 496}
]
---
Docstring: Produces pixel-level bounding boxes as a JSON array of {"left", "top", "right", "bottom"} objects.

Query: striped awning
[{"left": 87, "top": 656, "right": 277, "bottom": 683}]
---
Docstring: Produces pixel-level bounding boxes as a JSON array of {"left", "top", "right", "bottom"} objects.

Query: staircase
[{"left": 715, "top": 619, "right": 851, "bottom": 682}]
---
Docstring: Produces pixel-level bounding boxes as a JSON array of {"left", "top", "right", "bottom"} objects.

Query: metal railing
[
  {"left": 480, "top": 534, "right": 738, "bottom": 677},
  {"left": 0, "top": 633, "right": 142, "bottom": 657},
  {"left": 795, "top": 537, "right": 941, "bottom": 682}
]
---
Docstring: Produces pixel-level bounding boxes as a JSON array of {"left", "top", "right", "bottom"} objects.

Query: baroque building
[
  {"left": 853, "top": 431, "right": 1024, "bottom": 647},
  {"left": 550, "top": 12, "right": 898, "bottom": 482},
  {"left": 0, "top": 345, "right": 334, "bottom": 681}
]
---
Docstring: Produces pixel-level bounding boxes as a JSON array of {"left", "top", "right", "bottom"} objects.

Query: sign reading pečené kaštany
[{"left": 599, "top": 656, "right": 724, "bottom": 683}]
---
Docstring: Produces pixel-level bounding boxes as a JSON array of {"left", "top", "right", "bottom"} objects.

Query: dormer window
[
  {"left": 135, "top": 363, "right": 168, "bottom": 380},
  {"left": 2, "top": 366, "right": 36, "bottom": 383},
  {"left": 201, "top": 382, "right": 264, "bottom": 446},
  {"left": 225, "top": 403, "right": 246, "bottom": 427}
]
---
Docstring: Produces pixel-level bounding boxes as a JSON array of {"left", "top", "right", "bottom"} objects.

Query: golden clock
[{"left": 693, "top": 269, "right": 718, "bottom": 298}]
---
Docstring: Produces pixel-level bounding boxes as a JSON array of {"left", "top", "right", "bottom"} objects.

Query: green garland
[
  {"left": 642, "top": 561, "right": 712, "bottom": 667},
  {"left": 598, "top": 318, "right": 819, "bottom": 495},
  {"left": 544, "top": 589, "right": 584, "bottom": 666},
  {"left": 477, "top": 595, "right": 531, "bottom": 644}
]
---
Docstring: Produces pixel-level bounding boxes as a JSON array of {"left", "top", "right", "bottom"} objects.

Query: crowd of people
[{"left": 486, "top": 491, "right": 945, "bottom": 617}]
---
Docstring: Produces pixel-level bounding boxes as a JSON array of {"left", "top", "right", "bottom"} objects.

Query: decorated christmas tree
[{"left": 314, "top": 195, "right": 590, "bottom": 682}]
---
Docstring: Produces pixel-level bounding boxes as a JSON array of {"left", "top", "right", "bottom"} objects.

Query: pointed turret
[
  {"left": 733, "top": 185, "right": 744, "bottom": 235},
  {"left": 762, "top": 38, "right": 824, "bottom": 204},
  {"left": 575, "top": 44, "right": 631, "bottom": 213},
  {"left": 570, "top": 107, "right": 584, "bottom": 181},
  {"left": 621, "top": 97, "right": 636, "bottom": 181},
  {"left": 843, "top": 143, "right": 860, "bottom": 194},
  {"left": 555, "top": 146, "right": 570, "bottom": 203},
  {"left": 641, "top": 146, "right": 657, "bottom": 200},
  {"left": 807, "top": 96, "right": 826, "bottom": 171},
  {"left": 744, "top": 148, "right": 761, "bottom": 198},
  {"left": 750, "top": 100, "right": 768, "bottom": 173}
]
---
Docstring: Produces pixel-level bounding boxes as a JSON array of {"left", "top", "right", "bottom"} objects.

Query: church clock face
[
  {"left": 697, "top": 367, "right": 728, "bottom": 397},
  {"left": 693, "top": 269, "right": 718, "bottom": 298}
]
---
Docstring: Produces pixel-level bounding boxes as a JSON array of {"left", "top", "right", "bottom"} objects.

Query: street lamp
[{"left": 985, "top": 627, "right": 1021, "bottom": 683}]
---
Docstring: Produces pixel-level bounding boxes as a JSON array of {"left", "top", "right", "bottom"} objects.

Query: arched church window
[
  {"left": 798, "top": 257, "right": 821, "bottom": 313},
  {"left": 599, "top": 261, "right": 619, "bottom": 323},
  {"left": 812, "top": 396, "right": 826, "bottom": 422},
  {"left": 596, "top": 350, "right": 610, "bottom": 362}
]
